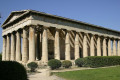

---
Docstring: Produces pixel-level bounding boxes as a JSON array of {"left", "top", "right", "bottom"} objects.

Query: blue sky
[{"left": 0, "top": 0, "right": 120, "bottom": 52}]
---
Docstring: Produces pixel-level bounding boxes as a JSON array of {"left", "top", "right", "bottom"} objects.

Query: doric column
[
  {"left": 54, "top": 29, "right": 60, "bottom": 60},
  {"left": 90, "top": 35, "right": 94, "bottom": 56},
  {"left": 65, "top": 31, "right": 70, "bottom": 60},
  {"left": 83, "top": 33, "right": 88, "bottom": 57},
  {"left": 75, "top": 33, "right": 79, "bottom": 59},
  {"left": 29, "top": 27, "right": 35, "bottom": 62},
  {"left": 117, "top": 40, "right": 120, "bottom": 56},
  {"left": 22, "top": 29, "right": 28, "bottom": 62},
  {"left": 103, "top": 38, "right": 107, "bottom": 56},
  {"left": 113, "top": 39, "right": 116, "bottom": 56},
  {"left": 42, "top": 27, "right": 48, "bottom": 63},
  {"left": 16, "top": 31, "right": 21, "bottom": 61},
  {"left": 97, "top": 36, "right": 101, "bottom": 56},
  {"left": 39, "top": 33, "right": 42, "bottom": 60},
  {"left": 6, "top": 35, "right": 10, "bottom": 61},
  {"left": 2, "top": 36, "right": 6, "bottom": 61},
  {"left": 35, "top": 34, "right": 38, "bottom": 60},
  {"left": 108, "top": 39, "right": 112, "bottom": 56},
  {"left": 11, "top": 33, "right": 15, "bottom": 61}
]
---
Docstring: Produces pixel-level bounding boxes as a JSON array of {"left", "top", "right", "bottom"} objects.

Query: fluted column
[
  {"left": 11, "top": 33, "right": 15, "bottom": 61},
  {"left": 117, "top": 40, "right": 120, "bottom": 56},
  {"left": 2, "top": 36, "right": 6, "bottom": 61},
  {"left": 113, "top": 39, "right": 116, "bottom": 56},
  {"left": 103, "top": 38, "right": 107, "bottom": 56},
  {"left": 108, "top": 39, "right": 112, "bottom": 56},
  {"left": 90, "top": 35, "right": 94, "bottom": 56},
  {"left": 97, "top": 36, "right": 101, "bottom": 56},
  {"left": 16, "top": 31, "right": 21, "bottom": 61},
  {"left": 75, "top": 33, "right": 79, "bottom": 59},
  {"left": 42, "top": 27, "right": 48, "bottom": 63},
  {"left": 54, "top": 29, "right": 60, "bottom": 60},
  {"left": 83, "top": 34, "right": 87, "bottom": 57},
  {"left": 22, "top": 29, "right": 28, "bottom": 62},
  {"left": 65, "top": 31, "right": 70, "bottom": 60},
  {"left": 35, "top": 34, "right": 39, "bottom": 60},
  {"left": 6, "top": 35, "right": 10, "bottom": 61},
  {"left": 29, "top": 27, "right": 35, "bottom": 62}
]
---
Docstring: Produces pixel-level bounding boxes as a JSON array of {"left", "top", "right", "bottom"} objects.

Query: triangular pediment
[{"left": 2, "top": 10, "right": 27, "bottom": 26}]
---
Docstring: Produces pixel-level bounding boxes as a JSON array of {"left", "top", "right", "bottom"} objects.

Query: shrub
[
  {"left": 0, "top": 54, "right": 2, "bottom": 61},
  {"left": 85, "top": 56, "right": 120, "bottom": 68},
  {"left": 62, "top": 60, "right": 72, "bottom": 68},
  {"left": 48, "top": 59, "right": 61, "bottom": 70},
  {"left": 75, "top": 58, "right": 86, "bottom": 67},
  {"left": 27, "top": 62, "right": 38, "bottom": 72},
  {"left": 0, "top": 61, "right": 28, "bottom": 80}
]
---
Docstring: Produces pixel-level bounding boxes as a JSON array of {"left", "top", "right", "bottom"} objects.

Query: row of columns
[{"left": 2, "top": 26, "right": 120, "bottom": 64}]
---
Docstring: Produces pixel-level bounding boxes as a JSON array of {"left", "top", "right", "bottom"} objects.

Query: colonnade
[{"left": 2, "top": 25, "right": 120, "bottom": 64}]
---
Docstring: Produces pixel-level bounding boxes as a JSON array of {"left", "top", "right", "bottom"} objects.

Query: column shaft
[
  {"left": 75, "top": 33, "right": 79, "bottom": 59},
  {"left": 108, "top": 39, "right": 112, "bottom": 56},
  {"left": 90, "top": 35, "right": 94, "bottom": 56},
  {"left": 29, "top": 27, "right": 35, "bottom": 62},
  {"left": 42, "top": 28, "right": 48, "bottom": 63},
  {"left": 117, "top": 40, "right": 120, "bottom": 56},
  {"left": 97, "top": 36, "right": 101, "bottom": 56},
  {"left": 35, "top": 34, "right": 39, "bottom": 60},
  {"left": 103, "top": 38, "right": 107, "bottom": 56},
  {"left": 22, "top": 29, "right": 28, "bottom": 62},
  {"left": 6, "top": 35, "right": 10, "bottom": 61},
  {"left": 11, "top": 34, "right": 15, "bottom": 60},
  {"left": 65, "top": 31, "right": 70, "bottom": 60},
  {"left": 83, "top": 34, "right": 87, "bottom": 57},
  {"left": 2, "top": 37, "right": 6, "bottom": 61},
  {"left": 113, "top": 40, "right": 116, "bottom": 56},
  {"left": 16, "top": 31, "right": 21, "bottom": 61},
  {"left": 55, "top": 29, "right": 60, "bottom": 60}
]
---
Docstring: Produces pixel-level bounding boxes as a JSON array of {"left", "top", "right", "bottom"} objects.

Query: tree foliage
[
  {"left": 27, "top": 62, "right": 38, "bottom": 72},
  {"left": 0, "top": 61, "right": 28, "bottom": 80}
]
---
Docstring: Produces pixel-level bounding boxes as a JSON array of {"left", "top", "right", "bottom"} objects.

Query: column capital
[
  {"left": 83, "top": 33, "right": 88, "bottom": 36},
  {"left": 55, "top": 28, "right": 61, "bottom": 31},
  {"left": 43, "top": 26, "right": 49, "bottom": 29}
]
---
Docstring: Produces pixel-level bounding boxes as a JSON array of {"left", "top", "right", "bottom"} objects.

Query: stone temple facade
[{"left": 1, "top": 10, "right": 120, "bottom": 65}]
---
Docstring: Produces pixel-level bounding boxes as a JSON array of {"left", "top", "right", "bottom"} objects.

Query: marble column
[
  {"left": 75, "top": 33, "right": 79, "bottom": 59},
  {"left": 108, "top": 39, "right": 112, "bottom": 56},
  {"left": 29, "top": 27, "right": 35, "bottom": 62},
  {"left": 16, "top": 31, "right": 21, "bottom": 61},
  {"left": 39, "top": 33, "right": 42, "bottom": 60},
  {"left": 103, "top": 38, "right": 107, "bottom": 56},
  {"left": 11, "top": 33, "right": 15, "bottom": 61},
  {"left": 54, "top": 29, "right": 60, "bottom": 60},
  {"left": 90, "top": 35, "right": 95, "bottom": 56},
  {"left": 6, "top": 35, "right": 10, "bottom": 61},
  {"left": 113, "top": 39, "right": 116, "bottom": 56},
  {"left": 42, "top": 27, "right": 48, "bottom": 63},
  {"left": 22, "top": 29, "right": 28, "bottom": 62},
  {"left": 117, "top": 40, "right": 120, "bottom": 56},
  {"left": 65, "top": 31, "right": 70, "bottom": 60},
  {"left": 2, "top": 36, "right": 6, "bottom": 61},
  {"left": 35, "top": 34, "right": 39, "bottom": 60},
  {"left": 97, "top": 36, "right": 101, "bottom": 56},
  {"left": 83, "top": 34, "right": 87, "bottom": 57}
]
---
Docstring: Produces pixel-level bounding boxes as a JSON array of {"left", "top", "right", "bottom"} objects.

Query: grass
[{"left": 54, "top": 66, "right": 120, "bottom": 80}]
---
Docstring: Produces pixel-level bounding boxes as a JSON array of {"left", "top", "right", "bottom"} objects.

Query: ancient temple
[{"left": 1, "top": 10, "right": 120, "bottom": 65}]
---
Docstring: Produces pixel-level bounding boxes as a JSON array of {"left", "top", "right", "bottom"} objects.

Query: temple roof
[{"left": 1, "top": 9, "right": 120, "bottom": 33}]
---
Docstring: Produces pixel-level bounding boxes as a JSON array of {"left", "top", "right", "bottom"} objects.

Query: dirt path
[{"left": 28, "top": 69, "right": 65, "bottom": 80}]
